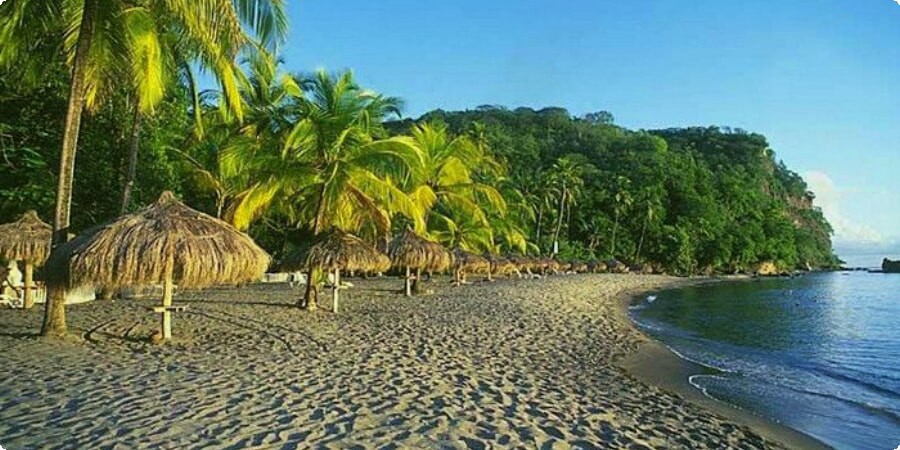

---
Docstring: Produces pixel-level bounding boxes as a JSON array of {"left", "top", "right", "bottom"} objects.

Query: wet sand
[{"left": 0, "top": 274, "right": 818, "bottom": 449}]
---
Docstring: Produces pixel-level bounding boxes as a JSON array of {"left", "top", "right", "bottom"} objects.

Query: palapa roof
[
  {"left": 0, "top": 210, "right": 52, "bottom": 264},
  {"left": 283, "top": 230, "right": 389, "bottom": 272},
  {"left": 46, "top": 192, "right": 271, "bottom": 289},
  {"left": 388, "top": 230, "right": 450, "bottom": 271},
  {"left": 452, "top": 248, "right": 490, "bottom": 272}
]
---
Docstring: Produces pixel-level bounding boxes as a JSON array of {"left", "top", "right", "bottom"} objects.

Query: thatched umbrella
[
  {"left": 388, "top": 230, "right": 450, "bottom": 296},
  {"left": 0, "top": 210, "right": 52, "bottom": 309},
  {"left": 491, "top": 257, "right": 519, "bottom": 278},
  {"left": 451, "top": 248, "right": 489, "bottom": 285},
  {"left": 46, "top": 192, "right": 271, "bottom": 341},
  {"left": 283, "top": 230, "right": 387, "bottom": 313}
]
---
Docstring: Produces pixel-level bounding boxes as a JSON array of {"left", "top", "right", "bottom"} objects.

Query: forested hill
[{"left": 390, "top": 106, "right": 840, "bottom": 274}]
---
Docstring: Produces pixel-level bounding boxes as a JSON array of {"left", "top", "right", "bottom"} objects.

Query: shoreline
[
  {"left": 0, "top": 274, "right": 832, "bottom": 448},
  {"left": 616, "top": 279, "right": 832, "bottom": 450}
]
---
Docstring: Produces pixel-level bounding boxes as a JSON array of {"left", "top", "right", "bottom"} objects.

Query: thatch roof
[
  {"left": 0, "top": 210, "right": 52, "bottom": 264},
  {"left": 506, "top": 254, "right": 536, "bottom": 271},
  {"left": 283, "top": 230, "right": 389, "bottom": 272},
  {"left": 452, "top": 248, "right": 490, "bottom": 272},
  {"left": 46, "top": 192, "right": 271, "bottom": 289},
  {"left": 388, "top": 230, "right": 450, "bottom": 272},
  {"left": 490, "top": 257, "right": 518, "bottom": 275}
]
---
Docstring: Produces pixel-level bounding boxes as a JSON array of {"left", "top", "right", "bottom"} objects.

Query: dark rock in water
[{"left": 882, "top": 258, "right": 900, "bottom": 273}]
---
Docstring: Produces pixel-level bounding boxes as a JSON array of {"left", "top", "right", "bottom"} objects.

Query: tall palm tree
[
  {"left": 403, "top": 122, "right": 507, "bottom": 253},
  {"left": 0, "top": 0, "right": 287, "bottom": 337},
  {"left": 517, "top": 169, "right": 553, "bottom": 253},
  {"left": 223, "top": 69, "right": 423, "bottom": 310},
  {"left": 549, "top": 157, "right": 583, "bottom": 255},
  {"left": 633, "top": 186, "right": 663, "bottom": 263},
  {"left": 610, "top": 176, "right": 633, "bottom": 258}
]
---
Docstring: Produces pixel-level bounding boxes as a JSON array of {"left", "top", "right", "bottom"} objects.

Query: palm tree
[
  {"left": 403, "top": 122, "right": 508, "bottom": 257},
  {"left": 610, "top": 176, "right": 633, "bottom": 258},
  {"left": 518, "top": 169, "right": 554, "bottom": 253},
  {"left": 633, "top": 187, "right": 663, "bottom": 263},
  {"left": 0, "top": 0, "right": 287, "bottom": 337},
  {"left": 549, "top": 157, "right": 583, "bottom": 255},
  {"left": 223, "top": 69, "right": 423, "bottom": 310}
]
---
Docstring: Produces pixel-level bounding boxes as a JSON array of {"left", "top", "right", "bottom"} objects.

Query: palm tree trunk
[
  {"left": 302, "top": 184, "right": 329, "bottom": 309},
  {"left": 120, "top": 104, "right": 142, "bottom": 214},
  {"left": 183, "top": 62, "right": 204, "bottom": 138},
  {"left": 215, "top": 192, "right": 225, "bottom": 219},
  {"left": 552, "top": 188, "right": 566, "bottom": 255},
  {"left": 535, "top": 204, "right": 543, "bottom": 253},
  {"left": 42, "top": 0, "right": 99, "bottom": 337},
  {"left": 610, "top": 210, "right": 619, "bottom": 258},
  {"left": 635, "top": 218, "right": 648, "bottom": 263}
]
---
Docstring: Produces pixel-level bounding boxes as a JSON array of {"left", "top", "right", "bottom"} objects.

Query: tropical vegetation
[{"left": 0, "top": 2, "right": 839, "bottom": 336}]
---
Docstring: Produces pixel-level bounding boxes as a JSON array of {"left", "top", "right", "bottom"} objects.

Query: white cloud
[{"left": 803, "top": 171, "right": 883, "bottom": 244}]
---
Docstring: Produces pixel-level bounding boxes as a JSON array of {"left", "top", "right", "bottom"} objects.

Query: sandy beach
[{"left": 0, "top": 274, "right": 819, "bottom": 449}]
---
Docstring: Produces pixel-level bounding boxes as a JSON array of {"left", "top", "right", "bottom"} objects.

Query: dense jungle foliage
[{"left": 0, "top": 67, "right": 838, "bottom": 275}]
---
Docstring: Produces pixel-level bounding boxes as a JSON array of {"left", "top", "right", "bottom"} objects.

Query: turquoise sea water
[{"left": 630, "top": 272, "right": 900, "bottom": 450}]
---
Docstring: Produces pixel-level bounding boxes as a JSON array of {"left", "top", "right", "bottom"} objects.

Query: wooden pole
[
  {"left": 405, "top": 267, "right": 412, "bottom": 296},
  {"left": 23, "top": 262, "right": 34, "bottom": 310},
  {"left": 413, "top": 268, "right": 421, "bottom": 294},
  {"left": 332, "top": 269, "right": 340, "bottom": 314},
  {"left": 161, "top": 255, "right": 174, "bottom": 341}
]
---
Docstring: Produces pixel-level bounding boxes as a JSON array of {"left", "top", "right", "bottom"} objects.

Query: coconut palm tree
[
  {"left": 0, "top": 0, "right": 287, "bottom": 337},
  {"left": 633, "top": 186, "right": 664, "bottom": 263},
  {"left": 610, "top": 176, "right": 633, "bottom": 258},
  {"left": 403, "top": 122, "right": 507, "bottom": 252},
  {"left": 517, "top": 169, "right": 554, "bottom": 253},
  {"left": 549, "top": 156, "right": 584, "bottom": 255},
  {"left": 223, "top": 69, "right": 424, "bottom": 310}
]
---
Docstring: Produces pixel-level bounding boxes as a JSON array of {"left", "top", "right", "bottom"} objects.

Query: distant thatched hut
[
  {"left": 491, "top": 257, "right": 519, "bottom": 278},
  {"left": 46, "top": 192, "right": 270, "bottom": 341},
  {"left": 388, "top": 230, "right": 450, "bottom": 296},
  {"left": 283, "top": 230, "right": 388, "bottom": 312},
  {"left": 571, "top": 261, "right": 588, "bottom": 273},
  {"left": 0, "top": 210, "right": 52, "bottom": 309},
  {"left": 451, "top": 248, "right": 490, "bottom": 285}
]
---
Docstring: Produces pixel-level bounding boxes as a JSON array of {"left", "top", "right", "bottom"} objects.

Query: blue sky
[{"left": 276, "top": 0, "right": 899, "bottom": 257}]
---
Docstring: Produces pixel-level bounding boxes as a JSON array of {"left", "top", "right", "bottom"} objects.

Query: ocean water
[{"left": 630, "top": 272, "right": 900, "bottom": 450}]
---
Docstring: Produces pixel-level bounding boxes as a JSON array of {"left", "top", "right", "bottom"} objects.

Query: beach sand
[{"left": 0, "top": 274, "right": 820, "bottom": 449}]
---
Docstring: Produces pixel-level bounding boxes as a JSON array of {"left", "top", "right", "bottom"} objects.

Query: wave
[{"left": 775, "top": 383, "right": 900, "bottom": 426}]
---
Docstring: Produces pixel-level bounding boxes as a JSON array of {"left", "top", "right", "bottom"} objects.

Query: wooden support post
[
  {"left": 23, "top": 262, "right": 34, "bottom": 310},
  {"left": 160, "top": 254, "right": 174, "bottom": 341},
  {"left": 405, "top": 267, "right": 412, "bottom": 296},
  {"left": 412, "top": 268, "right": 421, "bottom": 294},
  {"left": 161, "top": 277, "right": 173, "bottom": 340},
  {"left": 332, "top": 269, "right": 340, "bottom": 314}
]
